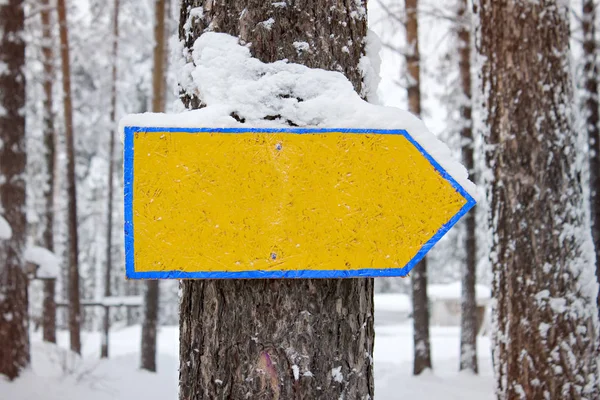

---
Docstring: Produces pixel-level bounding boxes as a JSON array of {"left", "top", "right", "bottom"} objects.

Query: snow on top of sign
[
  {"left": 24, "top": 245, "right": 59, "bottom": 279},
  {"left": 120, "top": 32, "right": 476, "bottom": 198},
  {"left": 0, "top": 215, "right": 11, "bottom": 240}
]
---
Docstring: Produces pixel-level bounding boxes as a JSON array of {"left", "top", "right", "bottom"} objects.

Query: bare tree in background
[
  {"left": 177, "top": 1, "right": 374, "bottom": 398},
  {"left": 405, "top": 0, "right": 432, "bottom": 376},
  {"left": 101, "top": 0, "right": 120, "bottom": 360},
  {"left": 456, "top": 0, "right": 477, "bottom": 374},
  {"left": 57, "top": 0, "right": 81, "bottom": 355},
  {"left": 477, "top": 0, "right": 600, "bottom": 397},
  {"left": 0, "top": 0, "right": 29, "bottom": 380},
  {"left": 140, "top": 0, "right": 166, "bottom": 373},
  {"left": 40, "top": 0, "right": 57, "bottom": 345}
]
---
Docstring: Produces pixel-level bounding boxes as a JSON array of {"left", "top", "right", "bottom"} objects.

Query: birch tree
[
  {"left": 477, "top": 0, "right": 600, "bottom": 397},
  {"left": 0, "top": 0, "right": 29, "bottom": 380}
]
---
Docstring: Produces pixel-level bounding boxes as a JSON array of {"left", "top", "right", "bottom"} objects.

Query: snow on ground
[
  {"left": 1, "top": 309, "right": 494, "bottom": 400},
  {"left": 375, "top": 324, "right": 494, "bottom": 399}
]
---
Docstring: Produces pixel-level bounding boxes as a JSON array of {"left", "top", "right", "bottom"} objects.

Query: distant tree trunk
[
  {"left": 177, "top": 1, "right": 374, "bottom": 399},
  {"left": 582, "top": 0, "right": 600, "bottom": 317},
  {"left": 141, "top": 279, "right": 159, "bottom": 371},
  {"left": 456, "top": 0, "right": 477, "bottom": 374},
  {"left": 40, "top": 0, "right": 57, "bottom": 345},
  {"left": 0, "top": 0, "right": 29, "bottom": 380},
  {"left": 405, "top": 0, "right": 432, "bottom": 376},
  {"left": 102, "top": 0, "right": 120, "bottom": 360},
  {"left": 57, "top": 0, "right": 81, "bottom": 355},
  {"left": 478, "top": 0, "right": 600, "bottom": 398},
  {"left": 141, "top": 0, "right": 166, "bottom": 372},
  {"left": 151, "top": 0, "right": 166, "bottom": 112}
]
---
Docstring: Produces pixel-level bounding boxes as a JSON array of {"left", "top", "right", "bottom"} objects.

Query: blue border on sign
[{"left": 123, "top": 126, "right": 477, "bottom": 280}]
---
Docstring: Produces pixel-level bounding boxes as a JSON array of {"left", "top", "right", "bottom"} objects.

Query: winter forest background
[{"left": 2, "top": 0, "right": 600, "bottom": 399}]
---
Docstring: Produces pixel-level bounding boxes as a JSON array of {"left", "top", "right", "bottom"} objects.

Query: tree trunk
[
  {"left": 57, "top": 0, "right": 81, "bottom": 355},
  {"left": 477, "top": 1, "right": 600, "bottom": 398},
  {"left": 102, "top": 0, "right": 120, "bottom": 360},
  {"left": 582, "top": 0, "right": 600, "bottom": 319},
  {"left": 42, "top": 279, "right": 56, "bottom": 343},
  {"left": 457, "top": 0, "right": 477, "bottom": 374},
  {"left": 411, "top": 261, "right": 431, "bottom": 375},
  {"left": 141, "top": 0, "right": 166, "bottom": 372},
  {"left": 177, "top": 1, "right": 374, "bottom": 399},
  {"left": 40, "top": 0, "right": 57, "bottom": 345},
  {"left": 0, "top": 0, "right": 29, "bottom": 380},
  {"left": 405, "top": 0, "right": 432, "bottom": 376},
  {"left": 141, "top": 280, "right": 159, "bottom": 372}
]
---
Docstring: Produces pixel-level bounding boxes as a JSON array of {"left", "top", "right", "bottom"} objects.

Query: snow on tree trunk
[
  {"left": 582, "top": 0, "right": 600, "bottom": 317},
  {"left": 40, "top": 0, "right": 57, "bottom": 345},
  {"left": 102, "top": 0, "right": 120, "bottom": 360},
  {"left": 456, "top": 0, "right": 477, "bottom": 374},
  {"left": 0, "top": 0, "right": 29, "bottom": 380},
  {"left": 141, "top": 0, "right": 166, "bottom": 373},
  {"left": 57, "top": 0, "right": 81, "bottom": 355},
  {"left": 476, "top": 0, "right": 600, "bottom": 398},
  {"left": 405, "top": 0, "right": 432, "bottom": 376},
  {"left": 177, "top": 1, "right": 374, "bottom": 398}
]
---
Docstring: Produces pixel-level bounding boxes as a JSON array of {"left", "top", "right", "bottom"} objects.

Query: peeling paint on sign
[{"left": 123, "top": 127, "right": 475, "bottom": 279}]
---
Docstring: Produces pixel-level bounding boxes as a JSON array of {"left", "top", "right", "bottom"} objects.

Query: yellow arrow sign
[{"left": 124, "top": 127, "right": 475, "bottom": 279}]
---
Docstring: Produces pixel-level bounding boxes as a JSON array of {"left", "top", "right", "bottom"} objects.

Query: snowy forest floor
[{"left": 1, "top": 319, "right": 495, "bottom": 399}]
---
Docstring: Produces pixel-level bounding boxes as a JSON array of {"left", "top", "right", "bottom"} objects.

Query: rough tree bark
[
  {"left": 582, "top": 0, "right": 600, "bottom": 317},
  {"left": 0, "top": 0, "right": 29, "bottom": 380},
  {"left": 177, "top": 1, "right": 374, "bottom": 399},
  {"left": 477, "top": 0, "right": 600, "bottom": 398},
  {"left": 57, "top": 0, "right": 81, "bottom": 355},
  {"left": 40, "top": 0, "right": 57, "bottom": 345},
  {"left": 140, "top": 0, "right": 166, "bottom": 373},
  {"left": 456, "top": 0, "right": 477, "bottom": 374},
  {"left": 102, "top": 0, "right": 120, "bottom": 360},
  {"left": 405, "top": 0, "right": 432, "bottom": 376}
]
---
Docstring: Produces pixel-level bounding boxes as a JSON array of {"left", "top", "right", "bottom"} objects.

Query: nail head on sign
[
  {"left": 270, "top": 253, "right": 277, "bottom": 260},
  {"left": 276, "top": 143, "right": 282, "bottom": 151}
]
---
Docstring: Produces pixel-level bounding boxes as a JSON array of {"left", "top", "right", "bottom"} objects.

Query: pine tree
[
  {"left": 57, "top": 0, "right": 81, "bottom": 354},
  {"left": 582, "top": 0, "right": 600, "bottom": 315},
  {"left": 177, "top": 1, "right": 374, "bottom": 398},
  {"left": 101, "top": 0, "right": 120, "bottom": 360},
  {"left": 477, "top": 0, "right": 600, "bottom": 397},
  {"left": 40, "top": 0, "right": 57, "bottom": 344},
  {"left": 456, "top": 0, "right": 477, "bottom": 374},
  {"left": 405, "top": 0, "right": 432, "bottom": 376},
  {"left": 141, "top": 0, "right": 167, "bottom": 373},
  {"left": 0, "top": 0, "right": 29, "bottom": 380}
]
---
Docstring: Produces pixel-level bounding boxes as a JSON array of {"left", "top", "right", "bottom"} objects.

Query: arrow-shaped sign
[{"left": 124, "top": 127, "right": 475, "bottom": 279}]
